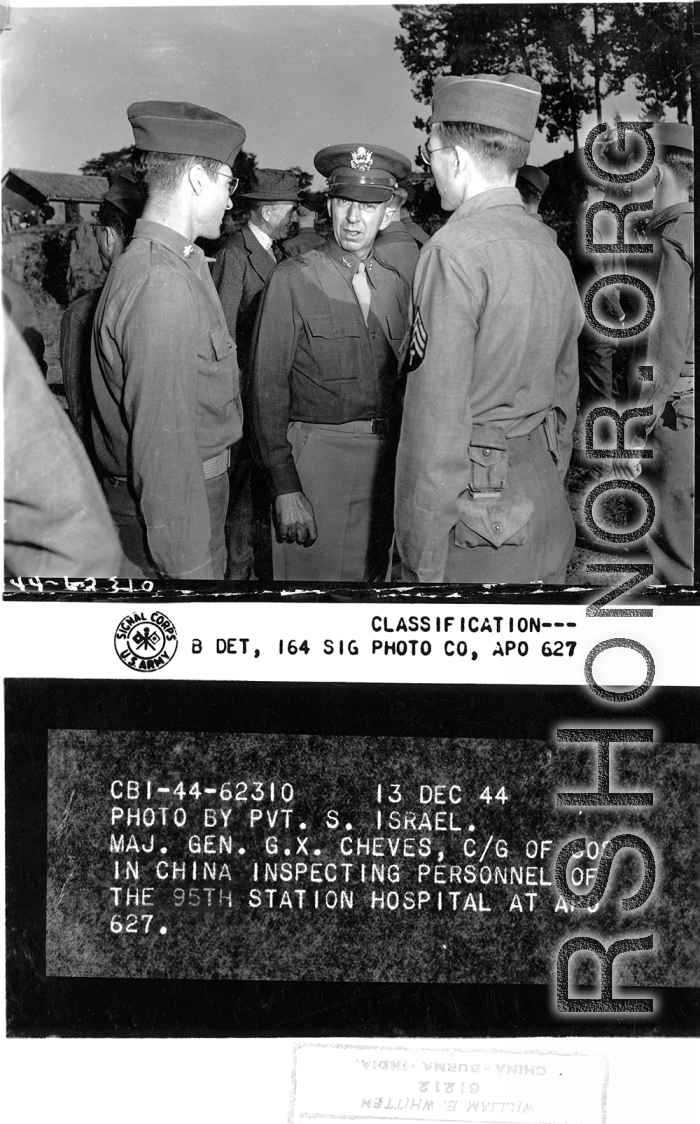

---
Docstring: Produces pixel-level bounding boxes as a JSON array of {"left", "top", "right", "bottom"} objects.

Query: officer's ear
[
  {"left": 454, "top": 144, "right": 472, "bottom": 179},
  {"left": 103, "top": 226, "right": 118, "bottom": 255},
  {"left": 378, "top": 204, "right": 394, "bottom": 231},
  {"left": 188, "top": 163, "right": 207, "bottom": 196},
  {"left": 326, "top": 197, "right": 333, "bottom": 219}
]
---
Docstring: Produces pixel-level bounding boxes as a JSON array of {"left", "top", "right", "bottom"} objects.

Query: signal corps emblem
[
  {"left": 114, "top": 610, "right": 178, "bottom": 672},
  {"left": 351, "top": 146, "right": 373, "bottom": 170}
]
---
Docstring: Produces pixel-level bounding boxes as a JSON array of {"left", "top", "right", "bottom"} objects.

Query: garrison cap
[
  {"left": 517, "top": 165, "right": 550, "bottom": 196},
  {"left": 103, "top": 166, "right": 142, "bottom": 218},
  {"left": 315, "top": 144, "right": 412, "bottom": 203},
  {"left": 127, "top": 100, "right": 246, "bottom": 166},
  {"left": 654, "top": 122, "right": 693, "bottom": 155},
  {"left": 239, "top": 168, "right": 302, "bottom": 201},
  {"left": 430, "top": 73, "right": 541, "bottom": 141}
]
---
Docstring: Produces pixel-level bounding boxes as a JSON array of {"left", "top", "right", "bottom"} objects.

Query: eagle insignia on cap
[{"left": 351, "top": 146, "right": 373, "bottom": 170}]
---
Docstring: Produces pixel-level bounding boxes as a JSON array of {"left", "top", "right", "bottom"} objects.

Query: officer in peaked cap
[
  {"left": 91, "top": 100, "right": 246, "bottom": 579},
  {"left": 211, "top": 167, "right": 303, "bottom": 580},
  {"left": 249, "top": 143, "right": 412, "bottom": 583},
  {"left": 616, "top": 120, "right": 695, "bottom": 583},
  {"left": 393, "top": 74, "right": 584, "bottom": 586},
  {"left": 60, "top": 167, "right": 143, "bottom": 460}
]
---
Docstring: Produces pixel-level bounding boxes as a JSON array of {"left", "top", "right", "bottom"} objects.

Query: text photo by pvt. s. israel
[{"left": 2, "top": 4, "right": 694, "bottom": 591}]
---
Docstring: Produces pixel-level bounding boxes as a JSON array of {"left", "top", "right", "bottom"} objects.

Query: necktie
[
  {"left": 352, "top": 261, "right": 371, "bottom": 324},
  {"left": 271, "top": 241, "right": 285, "bottom": 263}
]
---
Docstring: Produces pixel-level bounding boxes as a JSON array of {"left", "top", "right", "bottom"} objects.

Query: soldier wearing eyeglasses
[
  {"left": 249, "top": 143, "right": 411, "bottom": 582},
  {"left": 91, "top": 100, "right": 246, "bottom": 579},
  {"left": 394, "top": 74, "right": 583, "bottom": 585}
]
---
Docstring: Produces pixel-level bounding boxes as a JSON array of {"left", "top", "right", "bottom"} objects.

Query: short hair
[
  {"left": 390, "top": 186, "right": 408, "bottom": 208},
  {"left": 516, "top": 177, "right": 542, "bottom": 207},
  {"left": 131, "top": 148, "right": 223, "bottom": 198},
  {"left": 96, "top": 199, "right": 137, "bottom": 246},
  {"left": 659, "top": 146, "right": 693, "bottom": 193},
  {"left": 436, "top": 121, "right": 529, "bottom": 177}
]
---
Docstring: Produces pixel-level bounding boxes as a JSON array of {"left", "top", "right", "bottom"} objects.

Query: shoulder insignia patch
[{"left": 407, "top": 308, "right": 428, "bottom": 373}]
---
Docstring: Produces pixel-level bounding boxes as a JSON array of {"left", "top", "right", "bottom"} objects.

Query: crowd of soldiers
[{"left": 4, "top": 74, "right": 694, "bottom": 584}]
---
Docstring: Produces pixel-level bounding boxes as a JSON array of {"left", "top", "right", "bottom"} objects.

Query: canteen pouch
[{"left": 454, "top": 424, "right": 534, "bottom": 549}]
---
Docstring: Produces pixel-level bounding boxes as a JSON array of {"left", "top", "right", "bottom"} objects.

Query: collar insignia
[
  {"left": 351, "top": 146, "right": 373, "bottom": 171},
  {"left": 183, "top": 244, "right": 195, "bottom": 258}
]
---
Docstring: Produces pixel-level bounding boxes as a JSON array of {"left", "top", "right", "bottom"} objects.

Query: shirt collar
[
  {"left": 324, "top": 235, "right": 375, "bottom": 283},
  {"left": 646, "top": 201, "right": 694, "bottom": 234},
  {"left": 132, "top": 218, "right": 204, "bottom": 264},
  {"left": 450, "top": 186, "right": 525, "bottom": 224},
  {"left": 248, "top": 220, "right": 274, "bottom": 253}
]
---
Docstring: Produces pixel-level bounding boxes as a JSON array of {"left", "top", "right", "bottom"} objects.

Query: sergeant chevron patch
[{"left": 407, "top": 308, "right": 428, "bottom": 373}]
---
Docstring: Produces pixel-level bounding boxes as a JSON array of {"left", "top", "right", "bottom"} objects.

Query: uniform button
[
  {"left": 483, "top": 448, "right": 491, "bottom": 456},
  {"left": 492, "top": 522, "right": 503, "bottom": 533}
]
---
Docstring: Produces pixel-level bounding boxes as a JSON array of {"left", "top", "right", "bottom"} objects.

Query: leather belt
[
  {"left": 291, "top": 419, "right": 389, "bottom": 437},
  {"left": 202, "top": 447, "right": 231, "bottom": 479}
]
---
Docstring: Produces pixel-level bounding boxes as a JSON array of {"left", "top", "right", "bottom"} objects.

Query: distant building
[{"left": 1, "top": 169, "right": 109, "bottom": 224}]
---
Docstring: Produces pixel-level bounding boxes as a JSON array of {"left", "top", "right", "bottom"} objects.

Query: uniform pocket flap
[
  {"left": 210, "top": 325, "right": 235, "bottom": 361},
  {"left": 306, "top": 314, "right": 362, "bottom": 339},
  {"left": 455, "top": 494, "right": 534, "bottom": 549},
  {"left": 469, "top": 423, "right": 507, "bottom": 456}
]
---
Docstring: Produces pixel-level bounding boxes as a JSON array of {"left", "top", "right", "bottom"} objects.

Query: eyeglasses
[
  {"left": 90, "top": 222, "right": 103, "bottom": 235},
  {"left": 418, "top": 142, "right": 456, "bottom": 168},
  {"left": 213, "top": 171, "right": 239, "bottom": 197}
]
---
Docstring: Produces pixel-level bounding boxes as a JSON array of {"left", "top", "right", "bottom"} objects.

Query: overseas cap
[
  {"left": 517, "top": 164, "right": 550, "bottom": 196},
  {"left": 103, "top": 166, "right": 142, "bottom": 218},
  {"left": 654, "top": 122, "right": 694, "bottom": 155},
  {"left": 430, "top": 73, "right": 541, "bottom": 141},
  {"left": 127, "top": 100, "right": 246, "bottom": 166},
  {"left": 239, "top": 169, "right": 302, "bottom": 201},
  {"left": 315, "top": 143, "right": 411, "bottom": 203}
]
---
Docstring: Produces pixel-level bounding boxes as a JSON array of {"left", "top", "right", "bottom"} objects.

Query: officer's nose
[{"left": 347, "top": 201, "right": 362, "bottom": 222}]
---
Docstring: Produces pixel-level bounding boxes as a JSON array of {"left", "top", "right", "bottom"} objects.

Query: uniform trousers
[
  {"left": 443, "top": 425, "right": 575, "bottom": 585},
  {"left": 272, "top": 420, "right": 394, "bottom": 583},
  {"left": 644, "top": 416, "right": 694, "bottom": 585},
  {"left": 102, "top": 472, "right": 229, "bottom": 580}
]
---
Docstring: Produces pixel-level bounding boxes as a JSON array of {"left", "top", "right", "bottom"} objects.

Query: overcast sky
[{"left": 2, "top": 4, "right": 648, "bottom": 186}]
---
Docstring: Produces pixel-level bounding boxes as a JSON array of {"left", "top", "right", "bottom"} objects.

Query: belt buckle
[
  {"left": 371, "top": 417, "right": 388, "bottom": 436},
  {"left": 467, "top": 484, "right": 502, "bottom": 499}
]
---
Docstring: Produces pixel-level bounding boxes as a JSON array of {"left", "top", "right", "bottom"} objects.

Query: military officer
[
  {"left": 283, "top": 193, "right": 326, "bottom": 257},
  {"left": 61, "top": 169, "right": 142, "bottom": 460},
  {"left": 394, "top": 73, "right": 583, "bottom": 584},
  {"left": 374, "top": 185, "right": 421, "bottom": 284},
  {"left": 91, "top": 100, "right": 246, "bottom": 579},
  {"left": 516, "top": 164, "right": 549, "bottom": 217},
  {"left": 249, "top": 143, "right": 412, "bottom": 582},
  {"left": 618, "top": 122, "right": 694, "bottom": 584},
  {"left": 211, "top": 168, "right": 302, "bottom": 579}
]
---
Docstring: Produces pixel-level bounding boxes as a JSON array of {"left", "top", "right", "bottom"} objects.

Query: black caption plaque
[
  {"left": 7, "top": 680, "right": 700, "bottom": 1037},
  {"left": 47, "top": 731, "right": 696, "bottom": 987}
]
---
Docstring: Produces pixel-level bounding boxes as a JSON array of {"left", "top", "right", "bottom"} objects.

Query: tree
[
  {"left": 79, "top": 146, "right": 134, "bottom": 177},
  {"left": 394, "top": 3, "right": 689, "bottom": 150},
  {"left": 618, "top": 3, "right": 693, "bottom": 122},
  {"left": 286, "top": 165, "right": 314, "bottom": 191}
]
